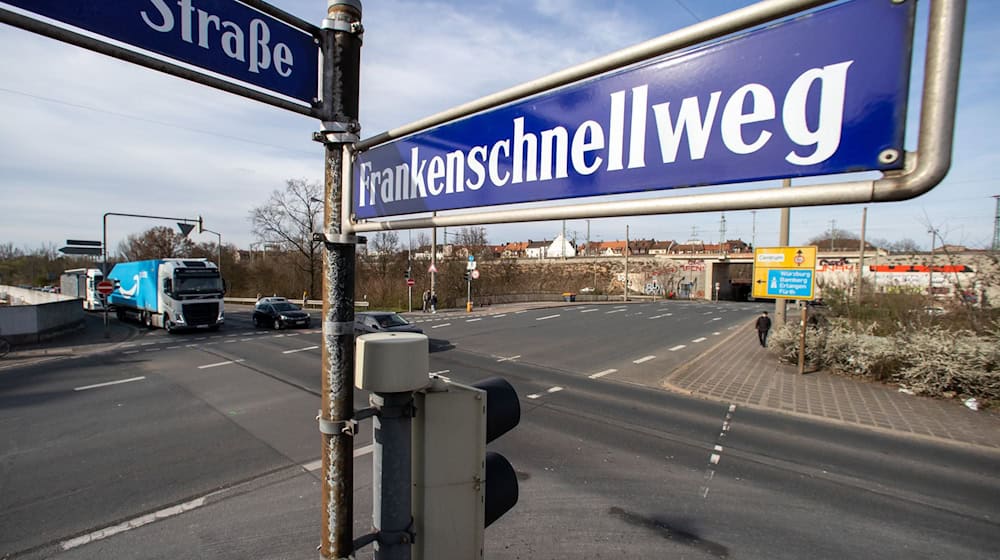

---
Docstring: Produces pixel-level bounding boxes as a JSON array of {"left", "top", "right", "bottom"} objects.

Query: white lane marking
[
  {"left": 496, "top": 355, "right": 521, "bottom": 362},
  {"left": 712, "top": 317, "right": 722, "bottom": 321},
  {"left": 515, "top": 311, "right": 527, "bottom": 314},
  {"left": 196, "top": 337, "right": 207, "bottom": 340},
  {"left": 648, "top": 314, "right": 665, "bottom": 319},
  {"left": 122, "top": 343, "right": 136, "bottom": 348},
  {"left": 493, "top": 314, "right": 507, "bottom": 318},
  {"left": 283, "top": 345, "right": 319, "bottom": 354},
  {"left": 74, "top": 376, "right": 146, "bottom": 392},
  {"left": 225, "top": 340, "right": 239, "bottom": 344},
  {"left": 123, "top": 350, "right": 139, "bottom": 355},
  {"left": 669, "top": 345, "right": 686, "bottom": 351},
  {"left": 527, "top": 387, "right": 562, "bottom": 400},
  {"left": 701, "top": 403, "right": 737, "bottom": 499},
  {"left": 713, "top": 332, "right": 721, "bottom": 336},
  {"left": 581, "top": 308, "right": 598, "bottom": 313},
  {"left": 198, "top": 359, "right": 245, "bottom": 369},
  {"left": 606, "top": 309, "right": 625, "bottom": 314},
  {"left": 273, "top": 334, "right": 285, "bottom": 338},
  {"left": 536, "top": 314, "right": 560, "bottom": 321},
  {"left": 140, "top": 342, "right": 154, "bottom": 346},
  {"left": 61, "top": 497, "right": 206, "bottom": 551},
  {"left": 666, "top": 313, "right": 673, "bottom": 316},
  {"left": 166, "top": 346, "right": 181, "bottom": 350},
  {"left": 692, "top": 337, "right": 707, "bottom": 343},
  {"left": 145, "top": 348, "right": 160, "bottom": 352},
  {"left": 466, "top": 318, "right": 482, "bottom": 322},
  {"left": 240, "top": 338, "right": 253, "bottom": 342},
  {"left": 589, "top": 368, "right": 617, "bottom": 379},
  {"left": 614, "top": 305, "right": 628, "bottom": 309},
  {"left": 285, "top": 333, "right": 301, "bottom": 337},
  {"left": 633, "top": 355, "right": 656, "bottom": 364},
  {"left": 431, "top": 323, "right": 451, "bottom": 329}
]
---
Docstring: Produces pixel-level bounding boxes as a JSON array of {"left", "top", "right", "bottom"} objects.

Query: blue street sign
[
  {"left": 354, "top": 0, "right": 914, "bottom": 220},
  {"left": 767, "top": 269, "right": 814, "bottom": 299},
  {"left": 3, "top": 0, "right": 319, "bottom": 103}
]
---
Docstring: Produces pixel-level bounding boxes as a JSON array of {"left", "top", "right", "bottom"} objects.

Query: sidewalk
[
  {"left": 664, "top": 321, "right": 1000, "bottom": 449},
  {"left": 0, "top": 313, "right": 137, "bottom": 371}
]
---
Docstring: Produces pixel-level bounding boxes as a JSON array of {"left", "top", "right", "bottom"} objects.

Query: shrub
[{"left": 771, "top": 318, "right": 1000, "bottom": 405}]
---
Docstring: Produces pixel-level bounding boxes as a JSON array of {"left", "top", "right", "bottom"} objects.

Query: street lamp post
[
  {"left": 200, "top": 226, "right": 223, "bottom": 277},
  {"left": 928, "top": 228, "right": 938, "bottom": 296}
]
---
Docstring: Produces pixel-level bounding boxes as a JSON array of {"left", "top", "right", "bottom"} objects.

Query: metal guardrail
[{"left": 224, "top": 297, "right": 369, "bottom": 309}]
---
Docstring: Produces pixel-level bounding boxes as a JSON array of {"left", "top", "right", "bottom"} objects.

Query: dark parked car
[
  {"left": 355, "top": 312, "right": 423, "bottom": 335},
  {"left": 253, "top": 300, "right": 312, "bottom": 329}
]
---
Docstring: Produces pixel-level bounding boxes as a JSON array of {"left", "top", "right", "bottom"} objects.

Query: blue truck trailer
[{"left": 107, "top": 258, "right": 224, "bottom": 332}]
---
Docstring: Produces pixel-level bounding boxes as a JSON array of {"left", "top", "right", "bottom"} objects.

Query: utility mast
[{"left": 992, "top": 195, "right": 999, "bottom": 251}]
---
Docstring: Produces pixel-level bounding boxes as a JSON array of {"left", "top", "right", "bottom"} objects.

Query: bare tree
[
  {"left": 455, "top": 227, "right": 489, "bottom": 259},
  {"left": 249, "top": 178, "right": 323, "bottom": 298},
  {"left": 117, "top": 226, "right": 194, "bottom": 261}
]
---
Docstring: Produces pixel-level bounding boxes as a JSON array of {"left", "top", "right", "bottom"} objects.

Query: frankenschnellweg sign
[
  {"left": 2, "top": 0, "right": 319, "bottom": 104},
  {"left": 355, "top": 0, "right": 914, "bottom": 220}
]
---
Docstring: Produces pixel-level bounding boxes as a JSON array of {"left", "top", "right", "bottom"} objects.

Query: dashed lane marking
[
  {"left": 198, "top": 359, "right": 245, "bottom": 369},
  {"left": 466, "top": 318, "right": 482, "bottom": 322},
  {"left": 496, "top": 355, "right": 521, "bottom": 362},
  {"left": 589, "top": 368, "right": 617, "bottom": 379},
  {"left": 606, "top": 309, "right": 625, "bottom": 314},
  {"left": 74, "top": 376, "right": 146, "bottom": 391},
  {"left": 633, "top": 355, "right": 656, "bottom": 364},
  {"left": 283, "top": 345, "right": 319, "bottom": 354},
  {"left": 669, "top": 345, "right": 686, "bottom": 351},
  {"left": 693, "top": 337, "right": 707, "bottom": 343},
  {"left": 581, "top": 308, "right": 598, "bottom": 313},
  {"left": 536, "top": 314, "right": 560, "bottom": 321},
  {"left": 431, "top": 323, "right": 451, "bottom": 329}
]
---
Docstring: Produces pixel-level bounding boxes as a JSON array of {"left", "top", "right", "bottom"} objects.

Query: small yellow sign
[{"left": 752, "top": 246, "right": 818, "bottom": 300}]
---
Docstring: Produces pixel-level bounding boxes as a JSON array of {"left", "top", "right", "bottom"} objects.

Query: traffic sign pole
[{"left": 316, "top": 2, "right": 363, "bottom": 559}]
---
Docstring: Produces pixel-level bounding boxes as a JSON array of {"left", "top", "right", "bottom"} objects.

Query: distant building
[{"left": 545, "top": 235, "right": 577, "bottom": 258}]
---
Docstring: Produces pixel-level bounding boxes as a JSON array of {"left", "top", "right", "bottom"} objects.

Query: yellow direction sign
[{"left": 752, "top": 246, "right": 817, "bottom": 300}]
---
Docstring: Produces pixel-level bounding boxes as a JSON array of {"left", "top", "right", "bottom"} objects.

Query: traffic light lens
[{"left": 484, "top": 451, "right": 518, "bottom": 527}]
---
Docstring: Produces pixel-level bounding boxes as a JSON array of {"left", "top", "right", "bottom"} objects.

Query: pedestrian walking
[
  {"left": 755, "top": 311, "right": 772, "bottom": 347},
  {"left": 422, "top": 289, "right": 430, "bottom": 313},
  {"left": 430, "top": 292, "right": 437, "bottom": 314}
]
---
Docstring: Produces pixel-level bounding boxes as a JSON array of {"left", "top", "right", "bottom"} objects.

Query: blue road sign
[
  {"left": 767, "top": 269, "right": 814, "bottom": 299},
  {"left": 3, "top": 0, "right": 319, "bottom": 103},
  {"left": 354, "top": 0, "right": 914, "bottom": 220}
]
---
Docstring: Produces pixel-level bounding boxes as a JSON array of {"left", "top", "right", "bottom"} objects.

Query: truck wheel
[
  {"left": 143, "top": 312, "right": 153, "bottom": 329},
  {"left": 164, "top": 316, "right": 175, "bottom": 334}
]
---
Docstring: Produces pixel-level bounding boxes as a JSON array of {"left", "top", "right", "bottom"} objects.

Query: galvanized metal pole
[
  {"left": 371, "top": 392, "right": 414, "bottom": 560},
  {"left": 624, "top": 224, "right": 629, "bottom": 302},
  {"left": 318, "top": 1, "right": 363, "bottom": 558},
  {"left": 775, "top": 179, "right": 791, "bottom": 327},
  {"left": 856, "top": 208, "right": 867, "bottom": 305}
]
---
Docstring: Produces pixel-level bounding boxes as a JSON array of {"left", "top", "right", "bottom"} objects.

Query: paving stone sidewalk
[{"left": 664, "top": 322, "right": 1000, "bottom": 449}]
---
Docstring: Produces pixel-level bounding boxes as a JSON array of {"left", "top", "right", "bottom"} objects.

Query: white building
[{"left": 545, "top": 234, "right": 577, "bottom": 258}]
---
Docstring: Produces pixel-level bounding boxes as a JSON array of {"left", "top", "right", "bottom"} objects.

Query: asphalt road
[{"left": 1, "top": 301, "right": 997, "bottom": 559}]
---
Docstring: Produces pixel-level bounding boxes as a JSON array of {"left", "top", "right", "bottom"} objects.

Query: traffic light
[
  {"left": 404, "top": 268, "right": 411, "bottom": 279},
  {"left": 463, "top": 270, "right": 470, "bottom": 282},
  {"left": 412, "top": 376, "right": 520, "bottom": 559}
]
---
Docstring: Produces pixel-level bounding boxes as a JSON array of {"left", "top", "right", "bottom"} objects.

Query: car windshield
[
  {"left": 175, "top": 273, "right": 223, "bottom": 293},
  {"left": 272, "top": 302, "right": 301, "bottom": 312},
  {"left": 375, "top": 314, "right": 409, "bottom": 328}
]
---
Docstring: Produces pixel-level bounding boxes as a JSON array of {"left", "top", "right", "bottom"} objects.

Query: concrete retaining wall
[{"left": 0, "top": 285, "right": 85, "bottom": 345}]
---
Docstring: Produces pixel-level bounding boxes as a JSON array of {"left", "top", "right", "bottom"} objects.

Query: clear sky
[{"left": 1, "top": 0, "right": 997, "bottom": 255}]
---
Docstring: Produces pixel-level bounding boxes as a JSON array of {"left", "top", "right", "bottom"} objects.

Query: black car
[
  {"left": 354, "top": 312, "right": 423, "bottom": 335},
  {"left": 253, "top": 301, "right": 312, "bottom": 329}
]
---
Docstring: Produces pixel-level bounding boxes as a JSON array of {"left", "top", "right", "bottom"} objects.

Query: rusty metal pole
[{"left": 317, "top": 1, "right": 363, "bottom": 558}]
